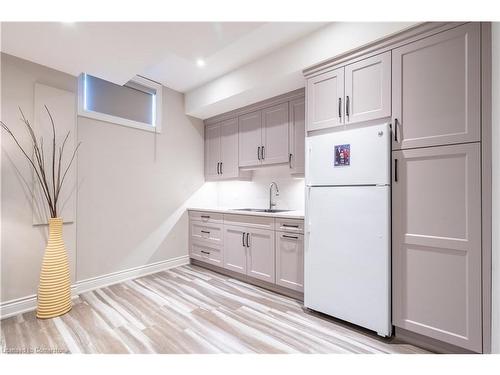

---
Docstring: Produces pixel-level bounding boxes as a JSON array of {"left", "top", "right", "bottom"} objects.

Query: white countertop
[{"left": 187, "top": 207, "right": 304, "bottom": 220}]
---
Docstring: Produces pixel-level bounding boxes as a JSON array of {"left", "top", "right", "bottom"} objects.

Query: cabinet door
[
  {"left": 345, "top": 51, "right": 391, "bottom": 124},
  {"left": 262, "top": 102, "right": 289, "bottom": 165},
  {"left": 289, "top": 98, "right": 305, "bottom": 175},
  {"left": 246, "top": 228, "right": 275, "bottom": 283},
  {"left": 276, "top": 232, "right": 304, "bottom": 292},
  {"left": 392, "top": 23, "right": 480, "bottom": 150},
  {"left": 220, "top": 118, "right": 239, "bottom": 179},
  {"left": 306, "top": 67, "right": 344, "bottom": 131},
  {"left": 392, "top": 143, "right": 482, "bottom": 352},
  {"left": 223, "top": 225, "right": 247, "bottom": 274},
  {"left": 205, "top": 123, "right": 221, "bottom": 180},
  {"left": 238, "top": 110, "right": 262, "bottom": 167}
]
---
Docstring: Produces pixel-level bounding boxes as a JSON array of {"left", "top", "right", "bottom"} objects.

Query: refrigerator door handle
[{"left": 306, "top": 186, "right": 312, "bottom": 234}]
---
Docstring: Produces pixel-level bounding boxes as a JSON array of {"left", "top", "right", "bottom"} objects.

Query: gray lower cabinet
[
  {"left": 392, "top": 23, "right": 480, "bottom": 150},
  {"left": 189, "top": 211, "right": 304, "bottom": 293},
  {"left": 392, "top": 143, "right": 482, "bottom": 352},
  {"left": 246, "top": 228, "right": 275, "bottom": 283},
  {"left": 276, "top": 232, "right": 304, "bottom": 292},
  {"left": 223, "top": 224, "right": 275, "bottom": 283},
  {"left": 223, "top": 225, "right": 247, "bottom": 274},
  {"left": 191, "top": 242, "right": 223, "bottom": 267}
]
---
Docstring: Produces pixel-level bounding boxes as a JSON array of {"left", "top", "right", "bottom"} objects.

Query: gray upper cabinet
[
  {"left": 220, "top": 118, "right": 239, "bottom": 179},
  {"left": 392, "top": 143, "right": 482, "bottom": 352},
  {"left": 289, "top": 98, "right": 305, "bottom": 175},
  {"left": 238, "top": 110, "right": 262, "bottom": 167},
  {"left": 306, "top": 52, "right": 391, "bottom": 132},
  {"left": 262, "top": 103, "right": 289, "bottom": 165},
  {"left": 205, "top": 118, "right": 242, "bottom": 180},
  {"left": 205, "top": 123, "right": 221, "bottom": 180},
  {"left": 345, "top": 51, "right": 391, "bottom": 124},
  {"left": 239, "top": 103, "right": 290, "bottom": 168},
  {"left": 392, "top": 23, "right": 480, "bottom": 150},
  {"left": 306, "top": 67, "right": 344, "bottom": 131}
]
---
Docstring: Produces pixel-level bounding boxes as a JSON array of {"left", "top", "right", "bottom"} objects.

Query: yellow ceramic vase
[{"left": 36, "top": 217, "right": 72, "bottom": 319}]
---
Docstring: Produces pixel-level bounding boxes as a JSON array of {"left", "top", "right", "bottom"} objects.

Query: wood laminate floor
[{"left": 1, "top": 264, "right": 430, "bottom": 354}]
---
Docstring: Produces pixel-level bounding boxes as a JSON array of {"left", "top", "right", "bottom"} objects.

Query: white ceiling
[{"left": 1, "top": 22, "right": 326, "bottom": 92}]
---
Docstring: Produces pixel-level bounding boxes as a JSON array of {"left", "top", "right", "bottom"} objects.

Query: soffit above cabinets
[{"left": 1, "top": 22, "right": 326, "bottom": 92}]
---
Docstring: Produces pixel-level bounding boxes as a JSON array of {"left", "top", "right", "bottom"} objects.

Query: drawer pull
[
  {"left": 200, "top": 230, "right": 210, "bottom": 234},
  {"left": 282, "top": 234, "right": 299, "bottom": 240},
  {"left": 200, "top": 250, "right": 210, "bottom": 255},
  {"left": 282, "top": 224, "right": 299, "bottom": 228},
  {"left": 200, "top": 215, "right": 210, "bottom": 219}
]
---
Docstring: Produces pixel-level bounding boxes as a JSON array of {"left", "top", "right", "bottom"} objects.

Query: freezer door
[
  {"left": 304, "top": 185, "right": 391, "bottom": 336},
  {"left": 306, "top": 123, "right": 390, "bottom": 186}
]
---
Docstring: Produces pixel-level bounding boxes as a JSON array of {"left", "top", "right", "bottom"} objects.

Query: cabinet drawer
[
  {"left": 190, "top": 243, "right": 223, "bottom": 267},
  {"left": 188, "top": 210, "right": 223, "bottom": 224},
  {"left": 190, "top": 221, "right": 223, "bottom": 247},
  {"left": 223, "top": 214, "right": 274, "bottom": 230},
  {"left": 275, "top": 218, "right": 304, "bottom": 233}
]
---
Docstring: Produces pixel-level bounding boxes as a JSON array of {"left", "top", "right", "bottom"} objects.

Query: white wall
[
  {"left": 1, "top": 53, "right": 206, "bottom": 302},
  {"left": 185, "top": 22, "right": 416, "bottom": 119},
  {"left": 491, "top": 22, "right": 500, "bottom": 355},
  {"left": 1, "top": 54, "right": 78, "bottom": 301}
]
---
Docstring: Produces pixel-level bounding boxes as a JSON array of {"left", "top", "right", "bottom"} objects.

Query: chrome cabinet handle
[
  {"left": 246, "top": 233, "right": 250, "bottom": 247},
  {"left": 346, "top": 96, "right": 350, "bottom": 118},
  {"left": 282, "top": 234, "right": 299, "bottom": 240},
  {"left": 338, "top": 97, "right": 342, "bottom": 119},
  {"left": 257, "top": 147, "right": 261, "bottom": 160}
]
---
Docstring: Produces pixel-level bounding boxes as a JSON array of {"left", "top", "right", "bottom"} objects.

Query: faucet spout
[{"left": 269, "top": 182, "right": 279, "bottom": 210}]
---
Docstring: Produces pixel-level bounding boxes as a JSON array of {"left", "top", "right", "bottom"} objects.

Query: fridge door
[
  {"left": 304, "top": 185, "right": 391, "bottom": 336},
  {"left": 306, "top": 123, "right": 390, "bottom": 186}
]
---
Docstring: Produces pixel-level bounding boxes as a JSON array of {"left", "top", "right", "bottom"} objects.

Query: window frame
[{"left": 77, "top": 74, "right": 163, "bottom": 133}]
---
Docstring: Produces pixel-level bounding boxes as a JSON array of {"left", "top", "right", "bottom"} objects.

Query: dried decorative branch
[{"left": 1, "top": 107, "right": 81, "bottom": 218}]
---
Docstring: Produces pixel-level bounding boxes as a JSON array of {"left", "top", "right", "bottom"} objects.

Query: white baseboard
[{"left": 0, "top": 255, "right": 189, "bottom": 320}]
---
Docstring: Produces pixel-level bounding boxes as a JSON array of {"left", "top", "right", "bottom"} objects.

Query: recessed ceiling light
[{"left": 196, "top": 59, "right": 206, "bottom": 68}]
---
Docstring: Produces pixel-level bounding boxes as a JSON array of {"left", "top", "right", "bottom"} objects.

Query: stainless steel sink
[{"left": 231, "top": 208, "right": 292, "bottom": 213}]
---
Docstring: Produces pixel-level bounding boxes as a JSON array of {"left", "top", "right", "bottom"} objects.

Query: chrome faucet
[{"left": 269, "top": 182, "right": 279, "bottom": 210}]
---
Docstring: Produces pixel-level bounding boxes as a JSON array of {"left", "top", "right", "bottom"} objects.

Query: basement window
[{"left": 78, "top": 74, "right": 162, "bottom": 133}]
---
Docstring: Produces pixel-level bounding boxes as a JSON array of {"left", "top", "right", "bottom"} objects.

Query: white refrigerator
[{"left": 304, "top": 123, "right": 392, "bottom": 337}]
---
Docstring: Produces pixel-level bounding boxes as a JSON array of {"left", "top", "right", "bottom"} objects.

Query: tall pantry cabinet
[
  {"left": 304, "top": 22, "right": 487, "bottom": 353},
  {"left": 391, "top": 22, "right": 482, "bottom": 352}
]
